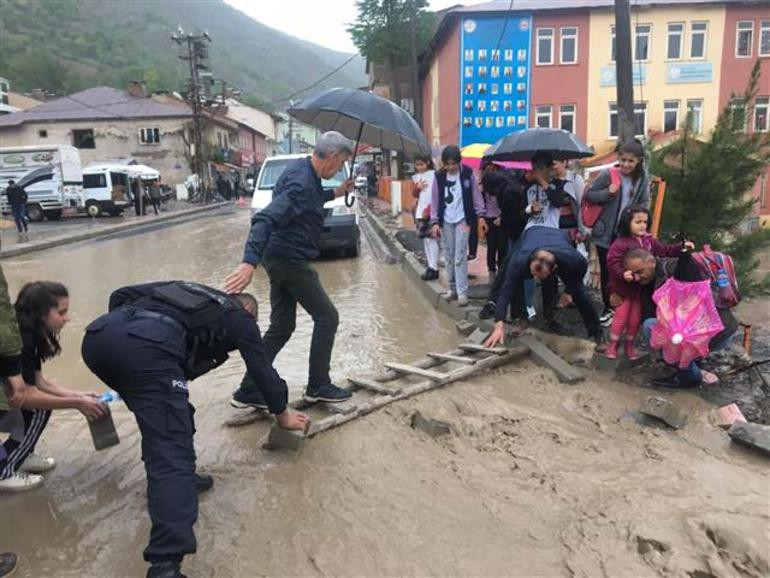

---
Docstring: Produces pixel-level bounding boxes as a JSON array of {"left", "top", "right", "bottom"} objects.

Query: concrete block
[
  {"left": 516, "top": 334, "right": 584, "bottom": 384},
  {"left": 262, "top": 423, "right": 307, "bottom": 451},
  {"left": 639, "top": 396, "right": 687, "bottom": 429},
  {"left": 456, "top": 320, "right": 476, "bottom": 336},
  {"left": 468, "top": 327, "right": 491, "bottom": 344},
  {"left": 410, "top": 411, "right": 451, "bottom": 438},
  {"left": 713, "top": 403, "right": 747, "bottom": 429},
  {"left": 728, "top": 422, "right": 770, "bottom": 455}
]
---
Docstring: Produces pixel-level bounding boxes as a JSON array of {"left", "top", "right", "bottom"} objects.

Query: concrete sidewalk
[{"left": 0, "top": 200, "right": 233, "bottom": 259}]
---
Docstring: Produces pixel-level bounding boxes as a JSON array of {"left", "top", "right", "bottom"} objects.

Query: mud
[{"left": 1, "top": 211, "right": 768, "bottom": 577}]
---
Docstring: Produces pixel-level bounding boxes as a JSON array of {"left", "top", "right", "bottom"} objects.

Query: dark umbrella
[
  {"left": 483, "top": 128, "right": 594, "bottom": 162},
  {"left": 288, "top": 87, "right": 430, "bottom": 206}
]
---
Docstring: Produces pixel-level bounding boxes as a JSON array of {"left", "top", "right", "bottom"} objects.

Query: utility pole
[
  {"left": 288, "top": 100, "right": 295, "bottom": 154},
  {"left": 172, "top": 27, "right": 212, "bottom": 203},
  {"left": 614, "top": 0, "right": 636, "bottom": 145}
]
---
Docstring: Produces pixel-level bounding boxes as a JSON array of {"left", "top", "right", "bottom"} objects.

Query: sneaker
[
  {"left": 20, "top": 452, "right": 56, "bottom": 474},
  {"left": 304, "top": 383, "right": 352, "bottom": 403},
  {"left": 195, "top": 473, "right": 214, "bottom": 494},
  {"left": 624, "top": 340, "right": 640, "bottom": 361},
  {"left": 147, "top": 561, "right": 186, "bottom": 578},
  {"left": 479, "top": 301, "right": 496, "bottom": 320},
  {"left": 526, "top": 306, "right": 536, "bottom": 320},
  {"left": 652, "top": 374, "right": 699, "bottom": 389},
  {"left": 599, "top": 308, "right": 614, "bottom": 327},
  {"left": 0, "top": 471, "right": 43, "bottom": 492},
  {"left": 420, "top": 268, "right": 439, "bottom": 281},
  {"left": 0, "top": 552, "right": 18, "bottom": 578},
  {"left": 443, "top": 291, "right": 458, "bottom": 301},
  {"left": 230, "top": 388, "right": 268, "bottom": 410},
  {"left": 457, "top": 294, "right": 469, "bottom": 307}
]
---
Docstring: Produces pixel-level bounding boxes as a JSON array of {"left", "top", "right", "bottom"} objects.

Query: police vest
[{"left": 138, "top": 282, "right": 242, "bottom": 379}]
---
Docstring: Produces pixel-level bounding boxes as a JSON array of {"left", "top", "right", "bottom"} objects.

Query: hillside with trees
[{"left": 0, "top": 0, "right": 366, "bottom": 109}]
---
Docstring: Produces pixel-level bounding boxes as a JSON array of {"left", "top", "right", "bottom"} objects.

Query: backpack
[
  {"left": 580, "top": 195, "right": 603, "bottom": 228},
  {"left": 692, "top": 246, "right": 741, "bottom": 309}
]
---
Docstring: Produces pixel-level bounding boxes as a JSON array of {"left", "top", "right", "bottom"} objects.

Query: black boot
[
  {"left": 421, "top": 268, "right": 438, "bottom": 281},
  {"left": 147, "top": 561, "right": 186, "bottom": 578}
]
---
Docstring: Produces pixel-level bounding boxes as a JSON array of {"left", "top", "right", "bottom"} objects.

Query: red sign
[{"left": 236, "top": 149, "right": 255, "bottom": 167}]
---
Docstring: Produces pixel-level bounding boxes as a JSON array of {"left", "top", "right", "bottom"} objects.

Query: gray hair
[{"left": 314, "top": 131, "right": 354, "bottom": 159}]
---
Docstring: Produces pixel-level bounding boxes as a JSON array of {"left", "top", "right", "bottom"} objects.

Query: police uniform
[{"left": 81, "top": 282, "right": 288, "bottom": 571}]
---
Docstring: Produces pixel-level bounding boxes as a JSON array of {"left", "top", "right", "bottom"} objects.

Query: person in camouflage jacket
[{"left": 0, "top": 261, "right": 23, "bottom": 410}]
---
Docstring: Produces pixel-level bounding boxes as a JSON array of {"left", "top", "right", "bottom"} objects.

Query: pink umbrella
[{"left": 650, "top": 279, "right": 724, "bottom": 368}]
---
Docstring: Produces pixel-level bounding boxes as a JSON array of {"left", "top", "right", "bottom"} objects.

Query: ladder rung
[
  {"left": 427, "top": 352, "right": 477, "bottom": 365},
  {"left": 384, "top": 362, "right": 446, "bottom": 381},
  {"left": 458, "top": 343, "right": 508, "bottom": 355},
  {"left": 348, "top": 377, "right": 401, "bottom": 396}
]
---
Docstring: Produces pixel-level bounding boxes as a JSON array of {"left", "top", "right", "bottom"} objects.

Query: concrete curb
[
  {"left": 1, "top": 202, "right": 231, "bottom": 259},
  {"left": 360, "top": 202, "right": 475, "bottom": 326}
]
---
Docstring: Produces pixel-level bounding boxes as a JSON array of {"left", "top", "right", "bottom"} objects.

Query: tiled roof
[
  {"left": 0, "top": 86, "right": 191, "bottom": 128},
  {"left": 452, "top": 0, "right": 743, "bottom": 12}
]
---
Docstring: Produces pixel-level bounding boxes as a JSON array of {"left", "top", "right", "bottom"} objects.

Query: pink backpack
[{"left": 692, "top": 246, "right": 741, "bottom": 309}]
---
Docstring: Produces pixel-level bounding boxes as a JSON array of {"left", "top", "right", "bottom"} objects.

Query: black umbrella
[
  {"left": 288, "top": 87, "right": 430, "bottom": 206},
  {"left": 483, "top": 128, "right": 594, "bottom": 162}
]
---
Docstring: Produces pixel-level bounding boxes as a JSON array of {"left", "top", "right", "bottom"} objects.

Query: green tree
[{"left": 651, "top": 60, "right": 770, "bottom": 294}]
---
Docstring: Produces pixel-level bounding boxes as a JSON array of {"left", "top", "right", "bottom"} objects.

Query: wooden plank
[
  {"left": 384, "top": 362, "right": 447, "bottom": 381},
  {"left": 516, "top": 334, "right": 584, "bottom": 384},
  {"left": 348, "top": 377, "right": 401, "bottom": 396},
  {"left": 427, "top": 352, "right": 477, "bottom": 365},
  {"left": 308, "top": 345, "right": 530, "bottom": 438},
  {"left": 458, "top": 343, "right": 508, "bottom": 355}
]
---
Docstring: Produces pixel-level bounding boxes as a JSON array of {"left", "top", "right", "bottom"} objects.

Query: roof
[
  {"left": 0, "top": 86, "right": 191, "bottom": 128},
  {"left": 225, "top": 99, "right": 277, "bottom": 141},
  {"left": 453, "top": 0, "right": 743, "bottom": 13}
]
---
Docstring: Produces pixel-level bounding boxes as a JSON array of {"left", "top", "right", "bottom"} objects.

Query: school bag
[
  {"left": 581, "top": 167, "right": 619, "bottom": 228},
  {"left": 692, "top": 246, "right": 741, "bottom": 309}
]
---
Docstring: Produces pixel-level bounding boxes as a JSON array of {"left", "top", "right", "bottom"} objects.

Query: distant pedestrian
[
  {"left": 430, "top": 145, "right": 487, "bottom": 307},
  {"left": 132, "top": 179, "right": 146, "bottom": 216},
  {"left": 411, "top": 153, "right": 438, "bottom": 281},
  {"left": 148, "top": 180, "right": 162, "bottom": 216},
  {"left": 5, "top": 180, "right": 28, "bottom": 233}
]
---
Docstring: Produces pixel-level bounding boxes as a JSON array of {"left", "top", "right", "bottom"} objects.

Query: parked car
[{"left": 251, "top": 154, "right": 360, "bottom": 257}]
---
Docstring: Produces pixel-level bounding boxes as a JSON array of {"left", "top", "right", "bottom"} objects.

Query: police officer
[{"left": 81, "top": 281, "right": 308, "bottom": 578}]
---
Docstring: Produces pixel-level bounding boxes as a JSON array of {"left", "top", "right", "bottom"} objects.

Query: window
[
  {"left": 755, "top": 97, "right": 769, "bottom": 132},
  {"left": 139, "top": 127, "right": 160, "bottom": 145},
  {"left": 609, "top": 103, "right": 646, "bottom": 138},
  {"left": 536, "top": 105, "right": 552, "bottom": 128},
  {"left": 667, "top": 23, "right": 684, "bottom": 60},
  {"left": 560, "top": 27, "right": 578, "bottom": 64},
  {"left": 611, "top": 26, "right": 616, "bottom": 62},
  {"left": 663, "top": 100, "right": 679, "bottom": 133},
  {"left": 736, "top": 21, "right": 753, "bottom": 57},
  {"left": 83, "top": 173, "right": 107, "bottom": 189},
  {"left": 635, "top": 24, "right": 651, "bottom": 61},
  {"left": 38, "top": 129, "right": 47, "bottom": 138},
  {"left": 72, "top": 129, "right": 95, "bottom": 149},
  {"left": 760, "top": 20, "right": 770, "bottom": 57},
  {"left": 536, "top": 28, "right": 554, "bottom": 65},
  {"left": 690, "top": 21, "right": 707, "bottom": 58},
  {"left": 26, "top": 172, "right": 53, "bottom": 187},
  {"left": 686, "top": 100, "right": 703, "bottom": 133},
  {"left": 730, "top": 98, "right": 747, "bottom": 132},
  {"left": 559, "top": 104, "right": 575, "bottom": 133}
]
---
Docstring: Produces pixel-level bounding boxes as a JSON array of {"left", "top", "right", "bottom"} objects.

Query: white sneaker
[
  {"left": 457, "top": 294, "right": 469, "bottom": 307},
  {"left": 527, "top": 306, "right": 536, "bottom": 320},
  {"left": 444, "top": 291, "right": 458, "bottom": 301},
  {"left": 20, "top": 452, "right": 56, "bottom": 474},
  {"left": 0, "top": 471, "right": 44, "bottom": 492}
]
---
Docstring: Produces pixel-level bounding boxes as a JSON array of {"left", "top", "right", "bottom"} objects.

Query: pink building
[{"left": 529, "top": 10, "right": 591, "bottom": 138}]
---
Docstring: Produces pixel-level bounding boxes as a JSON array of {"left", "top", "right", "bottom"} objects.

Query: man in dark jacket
[
  {"left": 81, "top": 281, "right": 308, "bottom": 578},
  {"left": 484, "top": 226, "right": 602, "bottom": 347},
  {"left": 5, "top": 181, "right": 28, "bottom": 233},
  {"left": 224, "top": 131, "right": 354, "bottom": 406}
]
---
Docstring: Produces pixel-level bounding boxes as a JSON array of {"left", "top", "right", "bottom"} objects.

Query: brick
[
  {"left": 728, "top": 422, "right": 770, "bottom": 455},
  {"left": 713, "top": 403, "right": 747, "bottom": 429},
  {"left": 639, "top": 396, "right": 687, "bottom": 429},
  {"left": 410, "top": 411, "right": 451, "bottom": 438},
  {"left": 456, "top": 320, "right": 476, "bottom": 336},
  {"left": 262, "top": 424, "right": 306, "bottom": 451}
]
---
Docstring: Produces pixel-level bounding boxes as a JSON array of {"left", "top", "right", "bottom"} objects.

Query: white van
[
  {"left": 0, "top": 145, "right": 82, "bottom": 221},
  {"left": 81, "top": 164, "right": 134, "bottom": 217},
  {"left": 251, "top": 154, "right": 359, "bottom": 257}
]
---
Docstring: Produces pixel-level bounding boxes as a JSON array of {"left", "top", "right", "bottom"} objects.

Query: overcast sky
[{"left": 223, "top": 0, "right": 470, "bottom": 53}]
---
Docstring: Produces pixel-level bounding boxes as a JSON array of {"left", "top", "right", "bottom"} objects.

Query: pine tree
[{"left": 651, "top": 60, "right": 770, "bottom": 294}]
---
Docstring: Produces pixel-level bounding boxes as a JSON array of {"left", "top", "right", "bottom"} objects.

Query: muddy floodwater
[{"left": 1, "top": 210, "right": 769, "bottom": 578}]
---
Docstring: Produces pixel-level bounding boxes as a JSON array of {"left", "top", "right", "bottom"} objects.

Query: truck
[{"left": 0, "top": 145, "right": 83, "bottom": 221}]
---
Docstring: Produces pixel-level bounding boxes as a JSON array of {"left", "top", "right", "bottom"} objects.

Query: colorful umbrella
[
  {"left": 650, "top": 278, "right": 724, "bottom": 368},
  {"left": 460, "top": 143, "right": 531, "bottom": 171}
]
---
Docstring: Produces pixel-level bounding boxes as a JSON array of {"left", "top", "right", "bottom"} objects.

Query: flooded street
[{"left": 0, "top": 210, "right": 768, "bottom": 578}]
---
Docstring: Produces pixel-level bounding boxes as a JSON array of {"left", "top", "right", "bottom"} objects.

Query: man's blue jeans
[{"left": 11, "top": 204, "right": 27, "bottom": 232}]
